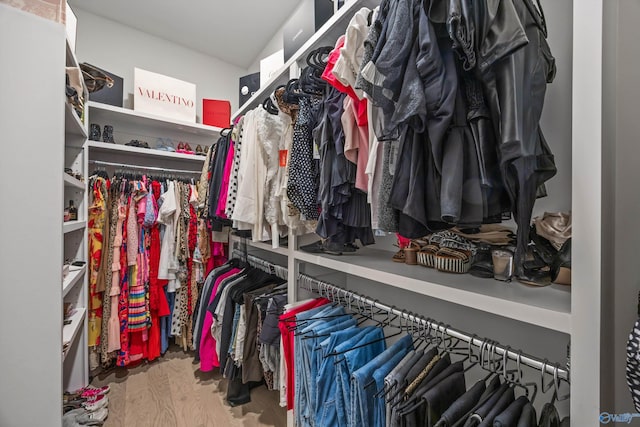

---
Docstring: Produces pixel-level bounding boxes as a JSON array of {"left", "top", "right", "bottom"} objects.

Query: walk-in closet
[{"left": 0, "top": 0, "right": 638, "bottom": 426}]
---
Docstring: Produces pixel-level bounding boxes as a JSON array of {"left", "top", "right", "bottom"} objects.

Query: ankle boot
[
  {"left": 102, "top": 125, "right": 115, "bottom": 143},
  {"left": 89, "top": 124, "right": 101, "bottom": 141}
]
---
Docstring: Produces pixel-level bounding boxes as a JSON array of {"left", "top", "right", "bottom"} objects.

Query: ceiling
[{"left": 68, "top": 0, "right": 301, "bottom": 69}]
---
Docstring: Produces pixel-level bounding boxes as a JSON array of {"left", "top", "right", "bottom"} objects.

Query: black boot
[
  {"left": 89, "top": 124, "right": 101, "bottom": 141},
  {"left": 102, "top": 125, "right": 115, "bottom": 143}
]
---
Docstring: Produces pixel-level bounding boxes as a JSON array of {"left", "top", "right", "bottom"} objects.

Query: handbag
[{"left": 80, "top": 62, "right": 114, "bottom": 93}]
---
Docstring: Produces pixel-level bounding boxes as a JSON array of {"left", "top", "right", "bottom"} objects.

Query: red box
[{"left": 202, "top": 99, "right": 231, "bottom": 128}]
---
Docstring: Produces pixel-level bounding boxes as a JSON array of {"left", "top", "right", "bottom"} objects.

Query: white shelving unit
[
  {"left": 64, "top": 173, "right": 85, "bottom": 190},
  {"left": 63, "top": 220, "right": 87, "bottom": 234},
  {"left": 293, "top": 248, "right": 571, "bottom": 333},
  {"left": 88, "top": 101, "right": 223, "bottom": 137},
  {"left": 65, "top": 101, "right": 88, "bottom": 138},
  {"left": 63, "top": 36, "right": 89, "bottom": 397},
  {"left": 63, "top": 265, "right": 87, "bottom": 297},
  {"left": 87, "top": 140, "right": 206, "bottom": 162},
  {"left": 63, "top": 308, "right": 87, "bottom": 362}
]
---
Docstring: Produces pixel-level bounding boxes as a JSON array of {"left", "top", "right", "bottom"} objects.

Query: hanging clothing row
[
  {"left": 200, "top": 0, "right": 559, "bottom": 279},
  {"left": 86, "top": 171, "right": 227, "bottom": 370},
  {"left": 190, "top": 251, "right": 289, "bottom": 406},
  {"left": 284, "top": 275, "right": 571, "bottom": 427}
]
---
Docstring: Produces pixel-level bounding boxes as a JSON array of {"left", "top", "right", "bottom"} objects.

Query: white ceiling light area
[{"left": 68, "top": 0, "right": 301, "bottom": 68}]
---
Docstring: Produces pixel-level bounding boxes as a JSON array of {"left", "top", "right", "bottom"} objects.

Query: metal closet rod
[
  {"left": 228, "top": 250, "right": 569, "bottom": 382},
  {"left": 89, "top": 160, "right": 201, "bottom": 174},
  {"left": 299, "top": 273, "right": 569, "bottom": 382}
]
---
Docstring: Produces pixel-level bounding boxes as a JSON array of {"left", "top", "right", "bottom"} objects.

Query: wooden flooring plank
[{"left": 89, "top": 347, "right": 286, "bottom": 427}]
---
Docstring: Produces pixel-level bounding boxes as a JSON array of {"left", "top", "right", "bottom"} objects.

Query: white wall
[
  {"left": 246, "top": 28, "right": 284, "bottom": 74},
  {"left": 73, "top": 8, "right": 246, "bottom": 117}
]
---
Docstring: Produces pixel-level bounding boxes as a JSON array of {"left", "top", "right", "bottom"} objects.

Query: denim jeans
[
  {"left": 295, "top": 307, "right": 349, "bottom": 427},
  {"left": 294, "top": 305, "right": 342, "bottom": 427},
  {"left": 308, "top": 318, "right": 358, "bottom": 425},
  {"left": 299, "top": 316, "right": 355, "bottom": 426},
  {"left": 316, "top": 327, "right": 363, "bottom": 427},
  {"left": 334, "top": 327, "right": 386, "bottom": 427},
  {"left": 373, "top": 350, "right": 413, "bottom": 427},
  {"left": 350, "top": 334, "right": 414, "bottom": 427}
]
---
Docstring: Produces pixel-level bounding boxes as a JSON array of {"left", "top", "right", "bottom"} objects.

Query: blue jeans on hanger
[
  {"left": 294, "top": 305, "right": 338, "bottom": 427},
  {"left": 334, "top": 327, "right": 386, "bottom": 427},
  {"left": 295, "top": 306, "right": 347, "bottom": 427},
  {"left": 316, "top": 327, "right": 362, "bottom": 427},
  {"left": 350, "top": 334, "right": 414, "bottom": 427},
  {"left": 299, "top": 316, "right": 356, "bottom": 427}
]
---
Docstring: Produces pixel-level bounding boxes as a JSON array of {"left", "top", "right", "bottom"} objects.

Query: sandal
[
  {"left": 392, "top": 249, "right": 406, "bottom": 263},
  {"left": 435, "top": 247, "right": 473, "bottom": 274},
  {"left": 404, "top": 242, "right": 420, "bottom": 265}
]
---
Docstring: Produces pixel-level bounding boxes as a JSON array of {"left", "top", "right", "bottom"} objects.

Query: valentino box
[{"left": 134, "top": 68, "right": 196, "bottom": 123}]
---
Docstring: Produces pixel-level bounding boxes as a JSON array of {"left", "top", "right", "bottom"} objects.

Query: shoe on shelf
[
  {"left": 195, "top": 145, "right": 204, "bottom": 156},
  {"left": 176, "top": 142, "right": 186, "bottom": 153},
  {"left": 551, "top": 238, "right": 571, "bottom": 285},
  {"left": 300, "top": 240, "right": 324, "bottom": 254},
  {"left": 89, "top": 124, "right": 101, "bottom": 141},
  {"left": 102, "top": 125, "right": 115, "bottom": 143},
  {"left": 182, "top": 143, "right": 195, "bottom": 155},
  {"left": 155, "top": 138, "right": 175, "bottom": 152}
]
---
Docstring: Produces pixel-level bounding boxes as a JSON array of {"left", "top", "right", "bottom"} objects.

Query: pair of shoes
[
  {"left": 73, "top": 385, "right": 110, "bottom": 399},
  {"left": 155, "top": 138, "right": 176, "bottom": 152},
  {"left": 83, "top": 396, "right": 108, "bottom": 412},
  {"left": 195, "top": 145, "right": 206, "bottom": 156},
  {"left": 125, "top": 140, "right": 150, "bottom": 149},
  {"left": 516, "top": 222, "right": 571, "bottom": 286},
  {"left": 416, "top": 232, "right": 476, "bottom": 273},
  {"left": 177, "top": 142, "right": 195, "bottom": 154},
  {"left": 299, "top": 240, "right": 359, "bottom": 255}
]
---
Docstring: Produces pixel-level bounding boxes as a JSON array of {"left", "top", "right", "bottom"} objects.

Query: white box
[
  {"left": 134, "top": 68, "right": 196, "bottom": 123},
  {"left": 65, "top": 2, "right": 77, "bottom": 51},
  {"left": 260, "top": 49, "right": 284, "bottom": 87}
]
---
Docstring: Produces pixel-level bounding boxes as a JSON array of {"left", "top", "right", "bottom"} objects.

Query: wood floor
[{"left": 91, "top": 347, "right": 287, "bottom": 427}]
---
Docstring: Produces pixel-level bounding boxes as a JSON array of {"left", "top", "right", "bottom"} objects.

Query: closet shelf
[
  {"left": 63, "top": 220, "right": 86, "bottom": 234},
  {"left": 63, "top": 173, "right": 85, "bottom": 190},
  {"left": 63, "top": 265, "right": 86, "bottom": 297},
  {"left": 88, "top": 101, "right": 223, "bottom": 138},
  {"left": 62, "top": 308, "right": 86, "bottom": 362},
  {"left": 65, "top": 101, "right": 87, "bottom": 138},
  {"left": 232, "top": 0, "right": 378, "bottom": 120},
  {"left": 249, "top": 240, "right": 289, "bottom": 256},
  {"left": 86, "top": 140, "right": 206, "bottom": 162},
  {"left": 294, "top": 248, "right": 572, "bottom": 333}
]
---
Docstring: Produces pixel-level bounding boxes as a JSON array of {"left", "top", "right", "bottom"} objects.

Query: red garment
[
  {"left": 116, "top": 200, "right": 130, "bottom": 367},
  {"left": 321, "top": 36, "right": 368, "bottom": 126},
  {"left": 278, "top": 298, "right": 330, "bottom": 410},
  {"left": 199, "top": 268, "right": 242, "bottom": 372}
]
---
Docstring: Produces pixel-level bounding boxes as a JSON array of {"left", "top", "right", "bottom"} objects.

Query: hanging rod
[
  {"left": 226, "top": 249, "right": 569, "bottom": 382},
  {"left": 231, "top": 248, "right": 288, "bottom": 279},
  {"left": 299, "top": 274, "right": 570, "bottom": 383},
  {"left": 89, "top": 160, "right": 201, "bottom": 174}
]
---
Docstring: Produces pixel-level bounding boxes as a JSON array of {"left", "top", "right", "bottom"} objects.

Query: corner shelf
[
  {"left": 86, "top": 140, "right": 206, "bottom": 162},
  {"left": 294, "top": 247, "right": 571, "bottom": 333},
  {"left": 63, "top": 265, "right": 86, "bottom": 297},
  {"left": 88, "top": 101, "right": 223, "bottom": 138},
  {"left": 232, "top": 0, "right": 378, "bottom": 120},
  {"left": 64, "top": 173, "right": 85, "bottom": 190},
  {"left": 62, "top": 308, "right": 86, "bottom": 362},
  {"left": 63, "top": 220, "right": 86, "bottom": 234},
  {"left": 65, "top": 101, "right": 87, "bottom": 138}
]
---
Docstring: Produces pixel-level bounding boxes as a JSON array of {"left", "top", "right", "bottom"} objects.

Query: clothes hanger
[{"left": 502, "top": 347, "right": 538, "bottom": 402}]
